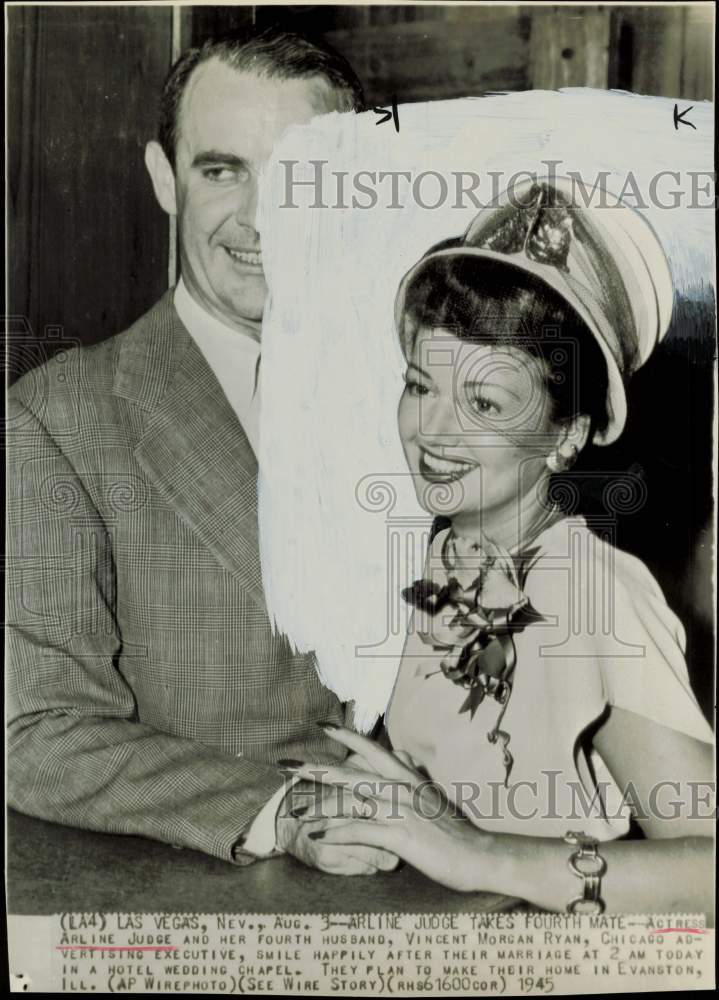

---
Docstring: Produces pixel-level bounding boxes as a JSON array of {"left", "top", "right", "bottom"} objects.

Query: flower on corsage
[
  {"left": 403, "top": 523, "right": 555, "bottom": 789},
  {"left": 402, "top": 531, "right": 544, "bottom": 720}
]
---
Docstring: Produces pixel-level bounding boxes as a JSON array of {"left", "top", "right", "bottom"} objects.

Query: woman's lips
[{"left": 418, "top": 449, "right": 476, "bottom": 483}]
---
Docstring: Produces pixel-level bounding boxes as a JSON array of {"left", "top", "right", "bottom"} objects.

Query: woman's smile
[{"left": 418, "top": 448, "right": 476, "bottom": 483}]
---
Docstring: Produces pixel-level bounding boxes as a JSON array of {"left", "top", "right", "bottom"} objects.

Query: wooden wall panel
[
  {"left": 625, "top": 6, "right": 686, "bottom": 98},
  {"left": 246, "top": 4, "right": 711, "bottom": 104},
  {"left": 7, "top": 5, "right": 173, "bottom": 380},
  {"left": 8, "top": 2, "right": 712, "bottom": 387},
  {"left": 324, "top": 8, "right": 531, "bottom": 104},
  {"left": 188, "top": 3, "right": 256, "bottom": 46},
  {"left": 681, "top": 5, "right": 715, "bottom": 101},
  {"left": 528, "top": 5, "right": 611, "bottom": 89},
  {"left": 624, "top": 4, "right": 714, "bottom": 100}
]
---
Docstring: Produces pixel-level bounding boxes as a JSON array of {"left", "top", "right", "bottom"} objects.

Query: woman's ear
[
  {"left": 144, "top": 140, "right": 177, "bottom": 217},
  {"left": 560, "top": 413, "right": 592, "bottom": 456},
  {"left": 546, "top": 414, "right": 591, "bottom": 473}
]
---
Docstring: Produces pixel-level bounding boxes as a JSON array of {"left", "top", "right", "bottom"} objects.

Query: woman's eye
[
  {"left": 467, "top": 390, "right": 500, "bottom": 416},
  {"left": 404, "top": 377, "right": 429, "bottom": 397}
]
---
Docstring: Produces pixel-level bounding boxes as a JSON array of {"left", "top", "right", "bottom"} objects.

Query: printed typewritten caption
[{"left": 7, "top": 912, "right": 714, "bottom": 994}]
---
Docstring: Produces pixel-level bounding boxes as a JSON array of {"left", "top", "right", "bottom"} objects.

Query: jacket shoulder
[{"left": 8, "top": 292, "right": 178, "bottom": 431}]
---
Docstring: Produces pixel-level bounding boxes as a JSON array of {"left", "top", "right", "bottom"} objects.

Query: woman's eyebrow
[
  {"left": 463, "top": 377, "right": 522, "bottom": 401},
  {"left": 407, "top": 361, "right": 430, "bottom": 378}
]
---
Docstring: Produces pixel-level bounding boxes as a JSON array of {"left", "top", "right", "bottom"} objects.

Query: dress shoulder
[{"left": 524, "top": 516, "right": 713, "bottom": 745}]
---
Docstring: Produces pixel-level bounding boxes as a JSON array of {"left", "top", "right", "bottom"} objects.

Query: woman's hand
[
  {"left": 275, "top": 778, "right": 399, "bottom": 875},
  {"left": 287, "top": 725, "right": 489, "bottom": 892}
]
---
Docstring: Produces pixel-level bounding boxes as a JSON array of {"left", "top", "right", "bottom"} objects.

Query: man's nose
[{"left": 233, "top": 174, "right": 260, "bottom": 234}]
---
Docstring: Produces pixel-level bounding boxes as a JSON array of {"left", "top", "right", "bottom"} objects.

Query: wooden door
[{"left": 7, "top": 5, "right": 174, "bottom": 382}]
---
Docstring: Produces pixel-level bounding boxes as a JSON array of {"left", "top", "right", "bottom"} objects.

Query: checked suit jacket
[{"left": 7, "top": 291, "right": 346, "bottom": 862}]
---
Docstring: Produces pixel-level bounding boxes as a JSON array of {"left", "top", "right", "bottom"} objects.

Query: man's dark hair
[{"left": 159, "top": 25, "right": 365, "bottom": 167}]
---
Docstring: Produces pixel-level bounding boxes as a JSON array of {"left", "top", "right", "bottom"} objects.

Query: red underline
[
  {"left": 56, "top": 945, "right": 178, "bottom": 951},
  {"left": 654, "top": 928, "right": 707, "bottom": 934}
]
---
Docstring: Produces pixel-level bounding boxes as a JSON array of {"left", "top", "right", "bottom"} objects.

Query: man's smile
[
  {"left": 223, "top": 245, "right": 263, "bottom": 269},
  {"left": 418, "top": 447, "right": 477, "bottom": 483}
]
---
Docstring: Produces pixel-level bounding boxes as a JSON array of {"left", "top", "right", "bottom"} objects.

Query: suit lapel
[{"left": 120, "top": 293, "right": 267, "bottom": 609}]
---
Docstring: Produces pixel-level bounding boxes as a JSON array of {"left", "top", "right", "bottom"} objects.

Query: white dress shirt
[
  {"left": 174, "top": 278, "right": 261, "bottom": 455},
  {"left": 174, "top": 278, "right": 290, "bottom": 857}
]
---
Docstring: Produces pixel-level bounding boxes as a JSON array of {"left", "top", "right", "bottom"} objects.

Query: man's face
[{"left": 172, "top": 59, "right": 339, "bottom": 332}]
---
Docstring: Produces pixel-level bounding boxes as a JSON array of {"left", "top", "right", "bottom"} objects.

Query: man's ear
[{"left": 144, "top": 140, "right": 177, "bottom": 216}]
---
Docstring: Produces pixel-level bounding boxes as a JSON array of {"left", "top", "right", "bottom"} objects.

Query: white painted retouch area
[{"left": 256, "top": 89, "right": 714, "bottom": 731}]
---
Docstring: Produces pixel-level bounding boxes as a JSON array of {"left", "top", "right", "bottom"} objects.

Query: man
[{"left": 8, "top": 27, "right": 394, "bottom": 877}]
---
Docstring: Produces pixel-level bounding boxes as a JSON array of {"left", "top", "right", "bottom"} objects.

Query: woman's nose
[{"left": 419, "top": 396, "right": 465, "bottom": 445}]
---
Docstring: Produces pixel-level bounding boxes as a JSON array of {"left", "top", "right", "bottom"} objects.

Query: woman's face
[{"left": 398, "top": 326, "right": 560, "bottom": 529}]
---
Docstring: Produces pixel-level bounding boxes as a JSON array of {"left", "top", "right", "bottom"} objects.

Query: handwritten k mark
[{"left": 673, "top": 104, "right": 696, "bottom": 131}]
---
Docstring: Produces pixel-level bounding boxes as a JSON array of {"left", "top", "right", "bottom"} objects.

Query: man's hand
[
  {"left": 275, "top": 778, "right": 400, "bottom": 875},
  {"left": 283, "top": 727, "right": 488, "bottom": 893}
]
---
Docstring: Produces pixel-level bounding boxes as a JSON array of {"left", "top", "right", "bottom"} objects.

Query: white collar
[{"left": 174, "top": 277, "right": 261, "bottom": 352}]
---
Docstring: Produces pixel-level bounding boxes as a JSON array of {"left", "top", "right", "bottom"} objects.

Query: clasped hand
[{"left": 275, "top": 726, "right": 486, "bottom": 890}]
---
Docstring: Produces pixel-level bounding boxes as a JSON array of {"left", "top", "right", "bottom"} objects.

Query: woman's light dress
[{"left": 386, "top": 516, "right": 713, "bottom": 840}]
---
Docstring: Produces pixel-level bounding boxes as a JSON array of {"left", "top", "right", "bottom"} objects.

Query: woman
[{"left": 282, "top": 178, "right": 714, "bottom": 914}]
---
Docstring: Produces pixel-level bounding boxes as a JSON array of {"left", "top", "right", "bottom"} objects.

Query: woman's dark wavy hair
[
  {"left": 400, "top": 254, "right": 610, "bottom": 439},
  {"left": 159, "top": 25, "right": 365, "bottom": 168}
]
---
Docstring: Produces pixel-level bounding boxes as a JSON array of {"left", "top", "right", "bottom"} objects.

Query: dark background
[{"left": 6, "top": 3, "right": 716, "bottom": 718}]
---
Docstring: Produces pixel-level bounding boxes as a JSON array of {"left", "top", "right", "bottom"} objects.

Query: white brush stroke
[{"left": 256, "top": 88, "right": 714, "bottom": 732}]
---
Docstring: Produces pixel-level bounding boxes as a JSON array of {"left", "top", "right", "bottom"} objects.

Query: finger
[
  {"left": 307, "top": 842, "right": 379, "bottom": 876},
  {"left": 344, "top": 752, "right": 380, "bottom": 774},
  {"left": 316, "top": 857, "right": 377, "bottom": 876},
  {"left": 287, "top": 783, "right": 385, "bottom": 822},
  {"left": 293, "top": 772, "right": 387, "bottom": 814},
  {"left": 292, "top": 763, "right": 402, "bottom": 791},
  {"left": 318, "top": 725, "right": 416, "bottom": 782},
  {"left": 345, "top": 750, "right": 419, "bottom": 784},
  {"left": 318, "top": 829, "right": 398, "bottom": 865},
  {"left": 313, "top": 792, "right": 423, "bottom": 836},
  {"left": 336, "top": 776, "right": 425, "bottom": 822},
  {"left": 297, "top": 767, "right": 417, "bottom": 812},
  {"left": 332, "top": 843, "right": 399, "bottom": 871},
  {"left": 345, "top": 773, "right": 421, "bottom": 815},
  {"left": 367, "top": 848, "right": 401, "bottom": 871},
  {"left": 311, "top": 820, "right": 401, "bottom": 854}
]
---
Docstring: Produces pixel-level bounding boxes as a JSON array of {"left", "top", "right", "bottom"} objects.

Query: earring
[{"left": 546, "top": 444, "right": 578, "bottom": 473}]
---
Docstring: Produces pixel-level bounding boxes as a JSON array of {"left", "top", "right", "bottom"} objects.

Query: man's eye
[{"left": 203, "top": 166, "right": 243, "bottom": 182}]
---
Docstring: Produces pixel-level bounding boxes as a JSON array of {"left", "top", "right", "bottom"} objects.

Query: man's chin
[{"left": 224, "top": 289, "right": 267, "bottom": 327}]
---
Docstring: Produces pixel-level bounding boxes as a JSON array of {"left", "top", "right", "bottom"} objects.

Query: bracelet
[{"left": 564, "top": 830, "right": 607, "bottom": 914}]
